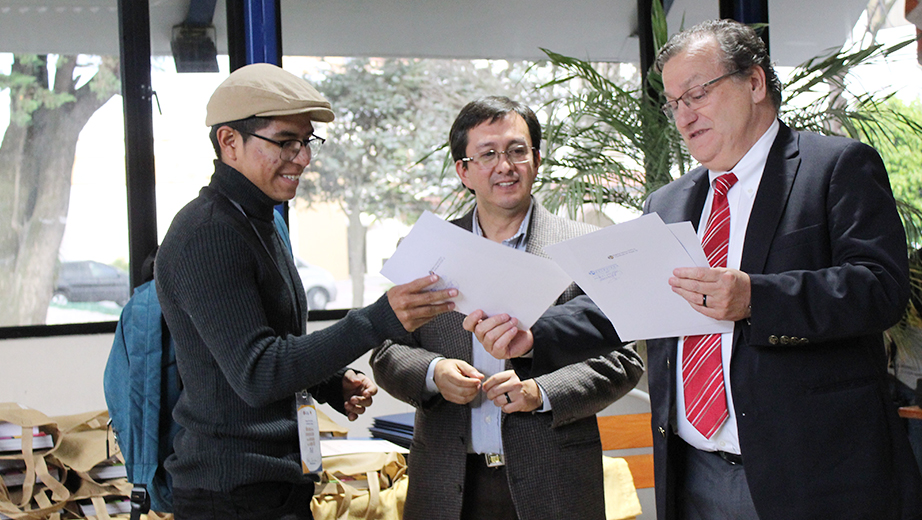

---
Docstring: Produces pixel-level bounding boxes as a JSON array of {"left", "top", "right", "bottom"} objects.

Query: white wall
[
  {"left": 0, "top": 327, "right": 411, "bottom": 438},
  {"left": 0, "top": 333, "right": 114, "bottom": 417}
]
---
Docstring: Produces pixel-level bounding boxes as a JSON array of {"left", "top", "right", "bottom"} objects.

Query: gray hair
[{"left": 654, "top": 19, "right": 782, "bottom": 111}]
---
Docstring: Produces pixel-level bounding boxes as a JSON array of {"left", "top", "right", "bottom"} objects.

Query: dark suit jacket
[
  {"left": 370, "top": 202, "right": 643, "bottom": 520},
  {"left": 640, "top": 122, "right": 921, "bottom": 520},
  {"left": 529, "top": 122, "right": 922, "bottom": 519}
]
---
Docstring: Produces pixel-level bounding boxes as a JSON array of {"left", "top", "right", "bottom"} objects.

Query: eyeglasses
[
  {"left": 460, "top": 145, "right": 536, "bottom": 169},
  {"left": 661, "top": 70, "right": 741, "bottom": 122},
  {"left": 241, "top": 131, "right": 325, "bottom": 162}
]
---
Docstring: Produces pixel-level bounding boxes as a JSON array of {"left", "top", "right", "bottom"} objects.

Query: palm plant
[
  {"left": 780, "top": 38, "right": 922, "bottom": 147},
  {"left": 534, "top": 10, "right": 922, "bottom": 350},
  {"left": 536, "top": 50, "right": 686, "bottom": 214},
  {"left": 535, "top": 34, "right": 922, "bottom": 219}
]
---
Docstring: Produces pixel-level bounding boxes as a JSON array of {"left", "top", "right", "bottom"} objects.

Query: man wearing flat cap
[{"left": 155, "top": 63, "right": 456, "bottom": 519}]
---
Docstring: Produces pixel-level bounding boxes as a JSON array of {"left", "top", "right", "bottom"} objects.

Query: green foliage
[
  {"left": 866, "top": 98, "right": 922, "bottom": 221},
  {"left": 301, "top": 58, "right": 554, "bottom": 223},
  {"left": 536, "top": 26, "right": 922, "bottom": 224},
  {"left": 650, "top": 0, "right": 670, "bottom": 52},
  {"left": 301, "top": 59, "right": 438, "bottom": 223},
  {"left": 780, "top": 38, "right": 918, "bottom": 142},
  {"left": 0, "top": 55, "right": 76, "bottom": 126},
  {"left": 88, "top": 56, "right": 121, "bottom": 101},
  {"left": 535, "top": 50, "right": 687, "bottom": 216}
]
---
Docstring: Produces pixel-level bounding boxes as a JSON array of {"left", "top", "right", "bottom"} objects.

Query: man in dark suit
[
  {"left": 370, "top": 97, "right": 643, "bottom": 520},
  {"left": 642, "top": 19, "right": 922, "bottom": 520},
  {"left": 468, "top": 19, "right": 922, "bottom": 520}
]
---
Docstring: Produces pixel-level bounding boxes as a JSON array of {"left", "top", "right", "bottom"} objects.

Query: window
[{"left": 0, "top": 46, "right": 126, "bottom": 328}]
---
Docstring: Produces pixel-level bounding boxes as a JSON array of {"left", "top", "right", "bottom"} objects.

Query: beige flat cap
[{"left": 205, "top": 63, "right": 334, "bottom": 126}]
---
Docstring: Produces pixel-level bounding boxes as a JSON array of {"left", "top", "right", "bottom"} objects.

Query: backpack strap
[
  {"left": 130, "top": 484, "right": 150, "bottom": 520},
  {"left": 273, "top": 208, "right": 293, "bottom": 255}
]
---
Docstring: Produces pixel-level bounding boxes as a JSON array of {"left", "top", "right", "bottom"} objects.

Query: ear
[
  {"left": 216, "top": 126, "right": 239, "bottom": 162},
  {"left": 456, "top": 160, "right": 473, "bottom": 190},
  {"left": 748, "top": 66, "right": 768, "bottom": 105}
]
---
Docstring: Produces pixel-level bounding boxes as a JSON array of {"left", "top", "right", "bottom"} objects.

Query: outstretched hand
[
  {"left": 387, "top": 274, "right": 458, "bottom": 332},
  {"left": 342, "top": 370, "right": 378, "bottom": 421},
  {"left": 462, "top": 310, "right": 534, "bottom": 359}
]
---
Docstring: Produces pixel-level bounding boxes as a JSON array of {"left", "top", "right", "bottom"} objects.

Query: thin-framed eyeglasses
[
  {"left": 661, "top": 69, "right": 742, "bottom": 122},
  {"left": 460, "top": 145, "right": 536, "bottom": 169},
  {"left": 241, "top": 131, "right": 325, "bottom": 162}
]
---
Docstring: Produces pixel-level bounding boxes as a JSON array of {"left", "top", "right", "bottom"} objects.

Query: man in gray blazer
[{"left": 370, "top": 96, "right": 643, "bottom": 520}]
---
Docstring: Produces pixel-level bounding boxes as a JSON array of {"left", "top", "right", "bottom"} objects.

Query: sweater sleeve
[{"left": 162, "top": 222, "right": 410, "bottom": 408}]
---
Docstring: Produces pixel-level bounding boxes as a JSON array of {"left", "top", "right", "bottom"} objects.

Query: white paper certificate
[
  {"left": 380, "top": 211, "right": 573, "bottom": 329},
  {"left": 543, "top": 213, "right": 733, "bottom": 341}
]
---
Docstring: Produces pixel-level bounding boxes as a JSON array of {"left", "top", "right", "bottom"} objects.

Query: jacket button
[
  {"left": 769, "top": 335, "right": 779, "bottom": 345},
  {"left": 800, "top": 337, "right": 810, "bottom": 345},
  {"left": 781, "top": 335, "right": 791, "bottom": 345}
]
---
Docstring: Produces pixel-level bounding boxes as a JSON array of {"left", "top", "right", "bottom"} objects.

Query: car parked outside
[
  {"left": 53, "top": 260, "right": 131, "bottom": 306},
  {"left": 295, "top": 257, "right": 338, "bottom": 310}
]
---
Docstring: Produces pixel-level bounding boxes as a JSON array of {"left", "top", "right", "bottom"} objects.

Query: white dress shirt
[{"left": 676, "top": 119, "right": 779, "bottom": 454}]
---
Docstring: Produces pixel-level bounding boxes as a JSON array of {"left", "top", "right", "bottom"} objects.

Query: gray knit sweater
[{"left": 155, "top": 161, "right": 408, "bottom": 492}]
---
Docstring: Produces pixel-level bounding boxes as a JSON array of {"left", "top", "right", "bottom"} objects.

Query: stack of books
[
  {"left": 87, "top": 458, "right": 128, "bottom": 481},
  {"left": 0, "top": 459, "right": 61, "bottom": 487},
  {"left": 78, "top": 498, "right": 132, "bottom": 517},
  {"left": 0, "top": 421, "right": 53, "bottom": 452},
  {"left": 368, "top": 412, "right": 415, "bottom": 449}
]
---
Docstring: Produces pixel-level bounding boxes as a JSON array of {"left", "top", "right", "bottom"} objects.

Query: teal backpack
[{"left": 103, "top": 209, "right": 292, "bottom": 519}]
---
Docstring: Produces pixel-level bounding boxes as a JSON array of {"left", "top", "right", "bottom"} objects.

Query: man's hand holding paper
[
  {"left": 543, "top": 213, "right": 734, "bottom": 341},
  {"left": 386, "top": 273, "right": 459, "bottom": 332},
  {"left": 462, "top": 310, "right": 535, "bottom": 359},
  {"left": 670, "top": 266, "right": 752, "bottom": 322}
]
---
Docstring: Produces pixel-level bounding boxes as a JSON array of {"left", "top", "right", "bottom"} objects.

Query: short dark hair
[
  {"left": 208, "top": 116, "right": 274, "bottom": 160},
  {"left": 654, "top": 19, "right": 783, "bottom": 111},
  {"left": 449, "top": 96, "right": 541, "bottom": 164}
]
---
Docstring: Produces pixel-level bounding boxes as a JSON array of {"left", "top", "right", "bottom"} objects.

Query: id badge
[{"left": 296, "top": 390, "right": 323, "bottom": 475}]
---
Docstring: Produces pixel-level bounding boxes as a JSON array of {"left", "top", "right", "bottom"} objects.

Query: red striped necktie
[{"left": 682, "top": 172, "right": 737, "bottom": 439}]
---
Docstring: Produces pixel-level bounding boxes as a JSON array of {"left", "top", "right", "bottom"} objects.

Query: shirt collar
[
  {"left": 472, "top": 197, "right": 534, "bottom": 250},
  {"left": 708, "top": 118, "right": 779, "bottom": 192},
  {"left": 210, "top": 160, "right": 278, "bottom": 222}
]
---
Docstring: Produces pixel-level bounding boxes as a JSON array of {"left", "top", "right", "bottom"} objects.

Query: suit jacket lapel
[
  {"left": 686, "top": 171, "right": 710, "bottom": 231},
  {"left": 665, "top": 166, "right": 711, "bottom": 231},
  {"left": 445, "top": 210, "right": 476, "bottom": 360},
  {"left": 659, "top": 169, "right": 709, "bottom": 382},
  {"left": 525, "top": 202, "right": 552, "bottom": 259},
  {"left": 740, "top": 122, "right": 801, "bottom": 275}
]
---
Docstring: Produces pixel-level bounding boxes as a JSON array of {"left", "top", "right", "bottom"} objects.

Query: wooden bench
[
  {"left": 899, "top": 405, "right": 922, "bottom": 420},
  {"left": 598, "top": 412, "right": 655, "bottom": 489}
]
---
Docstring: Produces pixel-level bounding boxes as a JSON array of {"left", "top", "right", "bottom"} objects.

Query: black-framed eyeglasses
[
  {"left": 241, "top": 131, "right": 325, "bottom": 162},
  {"left": 460, "top": 145, "right": 536, "bottom": 169},
  {"left": 661, "top": 69, "right": 742, "bottom": 122}
]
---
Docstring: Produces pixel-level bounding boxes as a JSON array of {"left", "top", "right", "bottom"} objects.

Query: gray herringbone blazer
[{"left": 371, "top": 201, "right": 644, "bottom": 520}]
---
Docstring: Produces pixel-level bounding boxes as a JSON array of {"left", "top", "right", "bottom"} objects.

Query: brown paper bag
[{"left": 311, "top": 451, "right": 408, "bottom": 520}]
